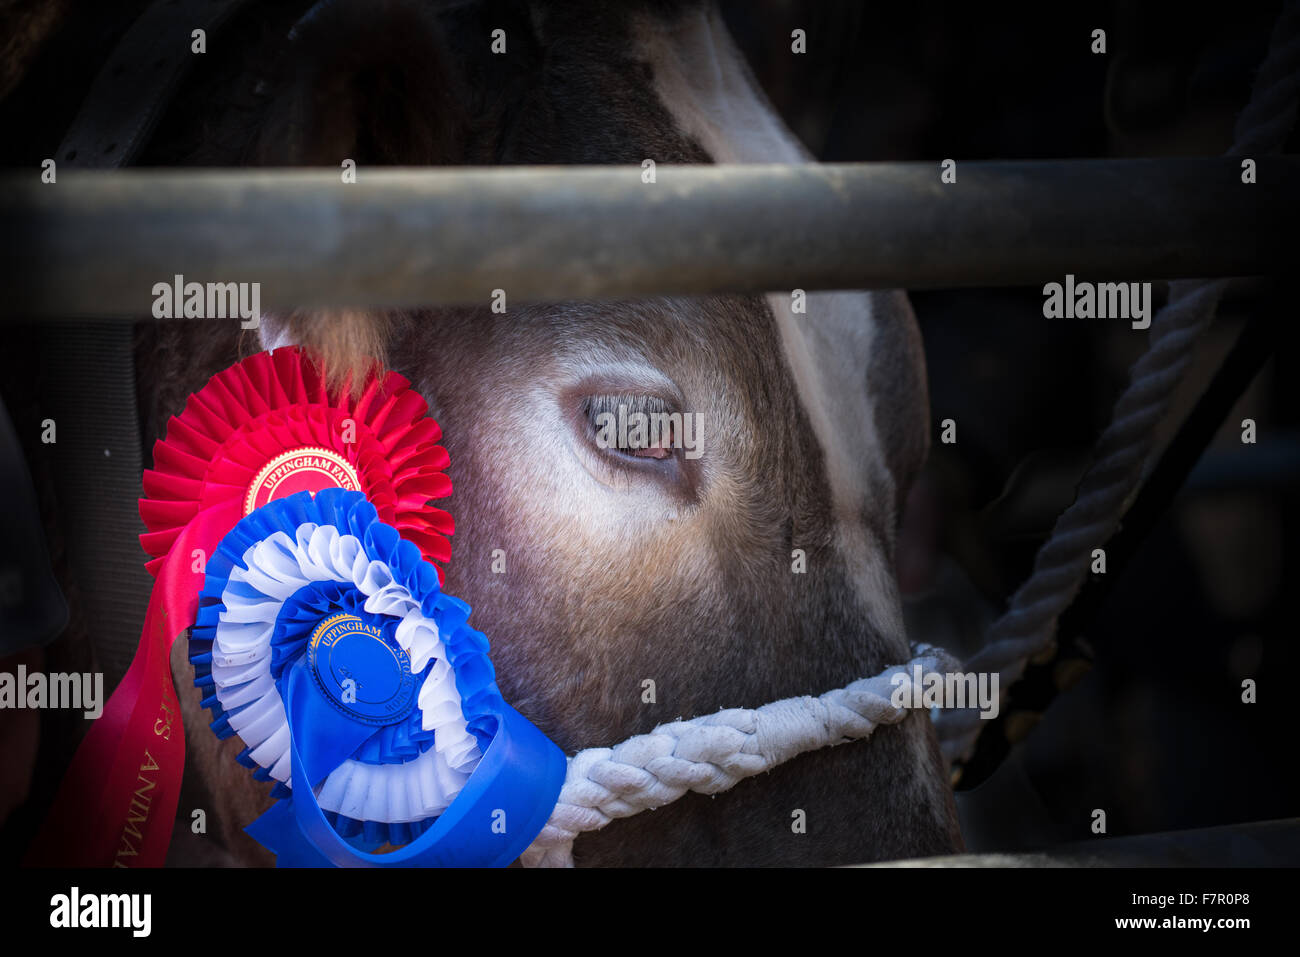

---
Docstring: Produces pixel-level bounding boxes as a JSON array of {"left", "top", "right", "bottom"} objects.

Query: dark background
[
  {"left": 723, "top": 0, "right": 1297, "bottom": 851},
  {"left": 1, "top": 0, "right": 1295, "bottom": 858}
]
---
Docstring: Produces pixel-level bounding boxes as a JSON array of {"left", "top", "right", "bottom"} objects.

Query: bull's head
[{"left": 234, "top": 0, "right": 962, "bottom": 865}]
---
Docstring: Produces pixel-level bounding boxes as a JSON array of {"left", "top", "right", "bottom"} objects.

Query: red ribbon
[
  {"left": 25, "top": 348, "right": 452, "bottom": 867},
  {"left": 25, "top": 504, "right": 237, "bottom": 867}
]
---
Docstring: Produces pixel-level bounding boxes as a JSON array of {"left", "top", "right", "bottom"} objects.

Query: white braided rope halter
[{"left": 520, "top": 644, "right": 958, "bottom": 867}]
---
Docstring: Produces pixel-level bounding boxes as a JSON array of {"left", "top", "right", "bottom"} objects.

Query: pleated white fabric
[{"left": 209, "top": 522, "right": 482, "bottom": 823}]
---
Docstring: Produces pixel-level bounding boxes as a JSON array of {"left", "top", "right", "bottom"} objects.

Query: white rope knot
[{"left": 519, "top": 646, "right": 954, "bottom": 868}]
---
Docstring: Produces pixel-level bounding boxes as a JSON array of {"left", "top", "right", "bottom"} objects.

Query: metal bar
[{"left": 0, "top": 159, "right": 1293, "bottom": 318}]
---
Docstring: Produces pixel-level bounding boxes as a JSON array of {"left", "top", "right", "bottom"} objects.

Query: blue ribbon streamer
[
  {"left": 191, "top": 488, "right": 567, "bottom": 866},
  {"left": 247, "top": 657, "right": 566, "bottom": 867}
]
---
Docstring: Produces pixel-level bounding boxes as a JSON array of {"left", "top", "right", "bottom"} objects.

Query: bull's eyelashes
[
  {"left": 568, "top": 390, "right": 698, "bottom": 494},
  {"left": 580, "top": 394, "right": 678, "bottom": 460}
]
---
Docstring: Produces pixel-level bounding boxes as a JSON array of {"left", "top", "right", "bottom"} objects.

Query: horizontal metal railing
[{"left": 0, "top": 158, "right": 1293, "bottom": 317}]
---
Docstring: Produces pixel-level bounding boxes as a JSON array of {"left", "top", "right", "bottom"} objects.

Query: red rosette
[
  {"left": 139, "top": 346, "right": 453, "bottom": 580},
  {"left": 27, "top": 346, "right": 455, "bottom": 869}
]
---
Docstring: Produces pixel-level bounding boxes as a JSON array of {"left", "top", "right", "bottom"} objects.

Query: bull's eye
[
  {"left": 578, "top": 394, "right": 679, "bottom": 462},
  {"left": 563, "top": 378, "right": 700, "bottom": 500}
]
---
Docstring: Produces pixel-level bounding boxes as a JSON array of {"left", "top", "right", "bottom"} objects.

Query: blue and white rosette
[{"left": 189, "top": 488, "right": 566, "bottom": 867}]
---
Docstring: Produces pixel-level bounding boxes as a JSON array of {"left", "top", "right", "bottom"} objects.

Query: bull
[{"left": 13, "top": 0, "right": 965, "bottom": 867}]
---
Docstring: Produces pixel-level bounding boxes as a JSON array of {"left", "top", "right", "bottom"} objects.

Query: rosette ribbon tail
[
  {"left": 247, "top": 657, "right": 566, "bottom": 867},
  {"left": 23, "top": 501, "right": 241, "bottom": 867}
]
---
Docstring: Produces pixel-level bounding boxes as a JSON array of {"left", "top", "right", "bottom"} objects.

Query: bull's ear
[{"left": 255, "top": 0, "right": 468, "bottom": 167}]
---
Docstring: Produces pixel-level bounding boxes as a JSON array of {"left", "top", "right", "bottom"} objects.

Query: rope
[
  {"left": 519, "top": 645, "right": 958, "bottom": 868},
  {"left": 934, "top": 0, "right": 1300, "bottom": 767}
]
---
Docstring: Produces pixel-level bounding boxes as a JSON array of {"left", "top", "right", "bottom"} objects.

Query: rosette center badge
[
  {"left": 308, "top": 613, "right": 417, "bottom": 725},
  {"left": 245, "top": 447, "right": 363, "bottom": 515}
]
